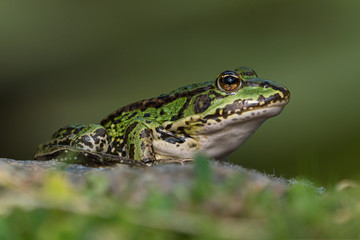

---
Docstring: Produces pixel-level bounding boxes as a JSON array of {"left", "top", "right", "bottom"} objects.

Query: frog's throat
[{"left": 154, "top": 104, "right": 286, "bottom": 161}]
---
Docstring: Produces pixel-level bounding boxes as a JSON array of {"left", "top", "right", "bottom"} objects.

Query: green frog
[{"left": 33, "top": 67, "right": 290, "bottom": 167}]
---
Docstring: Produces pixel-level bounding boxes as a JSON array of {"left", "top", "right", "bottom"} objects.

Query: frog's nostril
[{"left": 260, "top": 81, "right": 271, "bottom": 88}]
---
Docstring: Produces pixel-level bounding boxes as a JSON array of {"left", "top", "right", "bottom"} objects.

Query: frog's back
[{"left": 100, "top": 81, "right": 214, "bottom": 127}]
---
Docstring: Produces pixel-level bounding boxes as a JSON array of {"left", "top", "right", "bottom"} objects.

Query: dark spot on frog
[
  {"left": 52, "top": 129, "right": 70, "bottom": 138},
  {"left": 257, "top": 95, "right": 266, "bottom": 102},
  {"left": 79, "top": 135, "right": 94, "bottom": 148},
  {"left": 57, "top": 138, "right": 71, "bottom": 146},
  {"left": 156, "top": 127, "right": 185, "bottom": 144},
  {"left": 222, "top": 100, "right": 246, "bottom": 118},
  {"left": 129, "top": 144, "right": 135, "bottom": 159},
  {"left": 164, "top": 138, "right": 174, "bottom": 144},
  {"left": 177, "top": 126, "right": 191, "bottom": 137},
  {"left": 122, "top": 122, "right": 138, "bottom": 150},
  {"left": 146, "top": 120, "right": 152, "bottom": 124},
  {"left": 172, "top": 97, "right": 191, "bottom": 121},
  {"left": 194, "top": 94, "right": 211, "bottom": 114},
  {"left": 165, "top": 123, "right": 173, "bottom": 130},
  {"left": 143, "top": 113, "right": 150, "bottom": 117},
  {"left": 166, "top": 136, "right": 184, "bottom": 144},
  {"left": 177, "top": 126, "right": 185, "bottom": 132},
  {"left": 170, "top": 116, "right": 179, "bottom": 121},
  {"left": 128, "top": 112, "right": 138, "bottom": 119},
  {"left": 273, "top": 93, "right": 281, "bottom": 100},
  {"left": 125, "top": 122, "right": 138, "bottom": 135},
  {"left": 160, "top": 110, "right": 165, "bottom": 115},
  {"left": 202, "top": 108, "right": 223, "bottom": 122},
  {"left": 71, "top": 128, "right": 83, "bottom": 135},
  {"left": 94, "top": 128, "right": 106, "bottom": 135},
  {"left": 251, "top": 112, "right": 255, "bottom": 116},
  {"left": 215, "top": 119, "right": 221, "bottom": 122},
  {"left": 141, "top": 142, "right": 146, "bottom": 151},
  {"left": 188, "top": 142, "right": 197, "bottom": 148},
  {"left": 117, "top": 142, "right": 125, "bottom": 153},
  {"left": 145, "top": 149, "right": 153, "bottom": 158},
  {"left": 200, "top": 119, "right": 207, "bottom": 124},
  {"left": 139, "top": 129, "right": 151, "bottom": 138},
  {"left": 114, "top": 118, "right": 122, "bottom": 124},
  {"left": 121, "top": 151, "right": 126, "bottom": 157}
]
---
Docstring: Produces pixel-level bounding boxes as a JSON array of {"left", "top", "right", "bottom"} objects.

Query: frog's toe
[{"left": 140, "top": 158, "right": 155, "bottom": 166}]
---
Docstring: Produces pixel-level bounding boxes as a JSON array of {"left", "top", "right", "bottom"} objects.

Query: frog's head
[
  {"left": 169, "top": 66, "right": 290, "bottom": 160},
  {"left": 189, "top": 66, "right": 290, "bottom": 128}
]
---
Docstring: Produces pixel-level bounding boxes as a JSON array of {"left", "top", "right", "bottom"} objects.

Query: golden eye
[{"left": 216, "top": 71, "right": 244, "bottom": 93}]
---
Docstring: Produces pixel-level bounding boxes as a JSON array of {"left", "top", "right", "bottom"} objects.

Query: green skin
[{"left": 33, "top": 67, "right": 290, "bottom": 167}]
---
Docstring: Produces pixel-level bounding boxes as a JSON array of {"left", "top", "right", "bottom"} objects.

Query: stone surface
[
  {"left": 0, "top": 158, "right": 289, "bottom": 213},
  {"left": 0, "top": 158, "right": 288, "bottom": 189}
]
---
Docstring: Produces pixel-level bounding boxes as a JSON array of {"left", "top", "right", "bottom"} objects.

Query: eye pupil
[{"left": 223, "top": 76, "right": 237, "bottom": 85}]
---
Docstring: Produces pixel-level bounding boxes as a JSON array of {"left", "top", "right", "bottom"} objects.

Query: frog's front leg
[
  {"left": 123, "top": 120, "right": 195, "bottom": 166},
  {"left": 124, "top": 121, "right": 156, "bottom": 165}
]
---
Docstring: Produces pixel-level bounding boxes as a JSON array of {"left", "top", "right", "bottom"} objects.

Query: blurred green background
[{"left": 0, "top": 0, "right": 359, "bottom": 185}]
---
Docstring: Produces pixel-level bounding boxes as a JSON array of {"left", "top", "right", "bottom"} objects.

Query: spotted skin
[{"left": 33, "top": 67, "right": 290, "bottom": 166}]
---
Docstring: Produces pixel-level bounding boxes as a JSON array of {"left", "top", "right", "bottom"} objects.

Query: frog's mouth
[
  {"left": 200, "top": 87, "right": 290, "bottom": 126},
  {"left": 193, "top": 101, "right": 287, "bottom": 135}
]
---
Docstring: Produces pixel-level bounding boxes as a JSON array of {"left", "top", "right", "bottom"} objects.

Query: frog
[{"left": 33, "top": 66, "right": 290, "bottom": 167}]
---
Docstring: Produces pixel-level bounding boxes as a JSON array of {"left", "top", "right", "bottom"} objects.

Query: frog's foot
[
  {"left": 34, "top": 124, "right": 108, "bottom": 155},
  {"left": 84, "top": 152, "right": 147, "bottom": 167},
  {"left": 70, "top": 150, "right": 147, "bottom": 167},
  {"left": 34, "top": 146, "right": 145, "bottom": 167},
  {"left": 37, "top": 124, "right": 111, "bottom": 153}
]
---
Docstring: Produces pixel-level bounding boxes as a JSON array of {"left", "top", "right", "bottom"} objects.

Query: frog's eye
[
  {"left": 216, "top": 71, "right": 244, "bottom": 93},
  {"left": 234, "top": 66, "right": 258, "bottom": 79}
]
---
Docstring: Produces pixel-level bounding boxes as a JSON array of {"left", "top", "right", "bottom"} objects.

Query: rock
[
  {"left": 0, "top": 158, "right": 287, "bottom": 189},
  {"left": 0, "top": 158, "right": 289, "bottom": 215}
]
